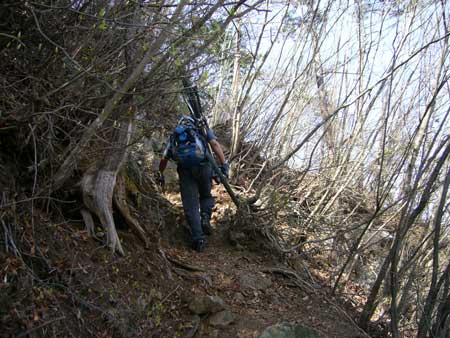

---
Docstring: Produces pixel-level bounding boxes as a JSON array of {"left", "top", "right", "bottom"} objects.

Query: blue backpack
[{"left": 170, "top": 122, "right": 206, "bottom": 167}]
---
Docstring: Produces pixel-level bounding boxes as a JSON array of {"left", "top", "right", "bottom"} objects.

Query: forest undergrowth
[{"left": 1, "top": 146, "right": 391, "bottom": 338}]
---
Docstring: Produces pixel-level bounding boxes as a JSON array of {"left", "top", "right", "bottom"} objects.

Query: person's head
[{"left": 178, "top": 115, "right": 196, "bottom": 128}]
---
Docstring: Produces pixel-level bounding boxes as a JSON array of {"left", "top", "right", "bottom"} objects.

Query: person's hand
[
  {"left": 155, "top": 171, "right": 165, "bottom": 189},
  {"left": 218, "top": 162, "right": 230, "bottom": 179}
]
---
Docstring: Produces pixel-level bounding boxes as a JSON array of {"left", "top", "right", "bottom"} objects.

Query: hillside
[{"left": 1, "top": 167, "right": 388, "bottom": 338}]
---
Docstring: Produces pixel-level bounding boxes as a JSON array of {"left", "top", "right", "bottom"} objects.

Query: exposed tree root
[
  {"left": 81, "top": 169, "right": 124, "bottom": 256},
  {"left": 80, "top": 208, "right": 96, "bottom": 238},
  {"left": 166, "top": 255, "right": 207, "bottom": 272},
  {"left": 172, "top": 267, "right": 212, "bottom": 286},
  {"left": 114, "top": 174, "right": 149, "bottom": 248},
  {"left": 261, "top": 267, "right": 316, "bottom": 293},
  {"left": 230, "top": 207, "right": 283, "bottom": 255}
]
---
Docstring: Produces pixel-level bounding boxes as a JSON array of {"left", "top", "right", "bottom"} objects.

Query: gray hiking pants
[{"left": 177, "top": 162, "right": 214, "bottom": 242}]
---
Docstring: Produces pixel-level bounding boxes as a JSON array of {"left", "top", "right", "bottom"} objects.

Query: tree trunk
[
  {"left": 82, "top": 169, "right": 125, "bottom": 255},
  {"left": 81, "top": 110, "right": 134, "bottom": 255},
  {"left": 431, "top": 260, "right": 450, "bottom": 338},
  {"left": 230, "top": 20, "right": 242, "bottom": 159},
  {"left": 417, "top": 168, "right": 450, "bottom": 338},
  {"left": 359, "top": 139, "right": 450, "bottom": 330}
]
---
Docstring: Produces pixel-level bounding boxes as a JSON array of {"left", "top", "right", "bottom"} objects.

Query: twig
[
  {"left": 16, "top": 316, "right": 65, "bottom": 338},
  {"left": 29, "top": 124, "right": 38, "bottom": 248},
  {"left": 28, "top": 5, "right": 84, "bottom": 71},
  {"left": 0, "top": 33, "right": 26, "bottom": 47},
  {"left": 1, "top": 196, "right": 76, "bottom": 208},
  {"left": 67, "top": 289, "right": 108, "bottom": 316},
  {"left": 185, "top": 315, "right": 201, "bottom": 338},
  {"left": 161, "top": 285, "right": 180, "bottom": 304},
  {"left": 1, "top": 219, "right": 21, "bottom": 257},
  {"left": 324, "top": 299, "right": 372, "bottom": 338}
]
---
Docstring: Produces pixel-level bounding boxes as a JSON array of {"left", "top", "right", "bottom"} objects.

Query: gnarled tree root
[
  {"left": 81, "top": 169, "right": 125, "bottom": 256},
  {"left": 114, "top": 174, "right": 149, "bottom": 248}
]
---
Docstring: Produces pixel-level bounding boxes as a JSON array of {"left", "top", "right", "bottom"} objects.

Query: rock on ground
[
  {"left": 239, "top": 272, "right": 273, "bottom": 290},
  {"left": 258, "top": 322, "right": 328, "bottom": 338},
  {"left": 208, "top": 309, "right": 235, "bottom": 328},
  {"left": 188, "top": 295, "right": 226, "bottom": 315}
]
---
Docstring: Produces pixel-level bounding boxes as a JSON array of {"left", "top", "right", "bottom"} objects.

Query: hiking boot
[
  {"left": 201, "top": 212, "right": 212, "bottom": 235},
  {"left": 193, "top": 239, "right": 206, "bottom": 252}
]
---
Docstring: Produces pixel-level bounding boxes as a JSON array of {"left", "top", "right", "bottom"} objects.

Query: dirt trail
[{"left": 161, "top": 187, "right": 366, "bottom": 338}]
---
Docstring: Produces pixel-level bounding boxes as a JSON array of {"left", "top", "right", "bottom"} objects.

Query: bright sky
[{"left": 233, "top": 1, "right": 449, "bottom": 163}]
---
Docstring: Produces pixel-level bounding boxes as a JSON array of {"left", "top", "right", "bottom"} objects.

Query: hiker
[{"left": 157, "top": 116, "right": 229, "bottom": 252}]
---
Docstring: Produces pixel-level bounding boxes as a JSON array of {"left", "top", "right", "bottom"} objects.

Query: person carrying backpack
[{"left": 157, "top": 116, "right": 229, "bottom": 252}]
